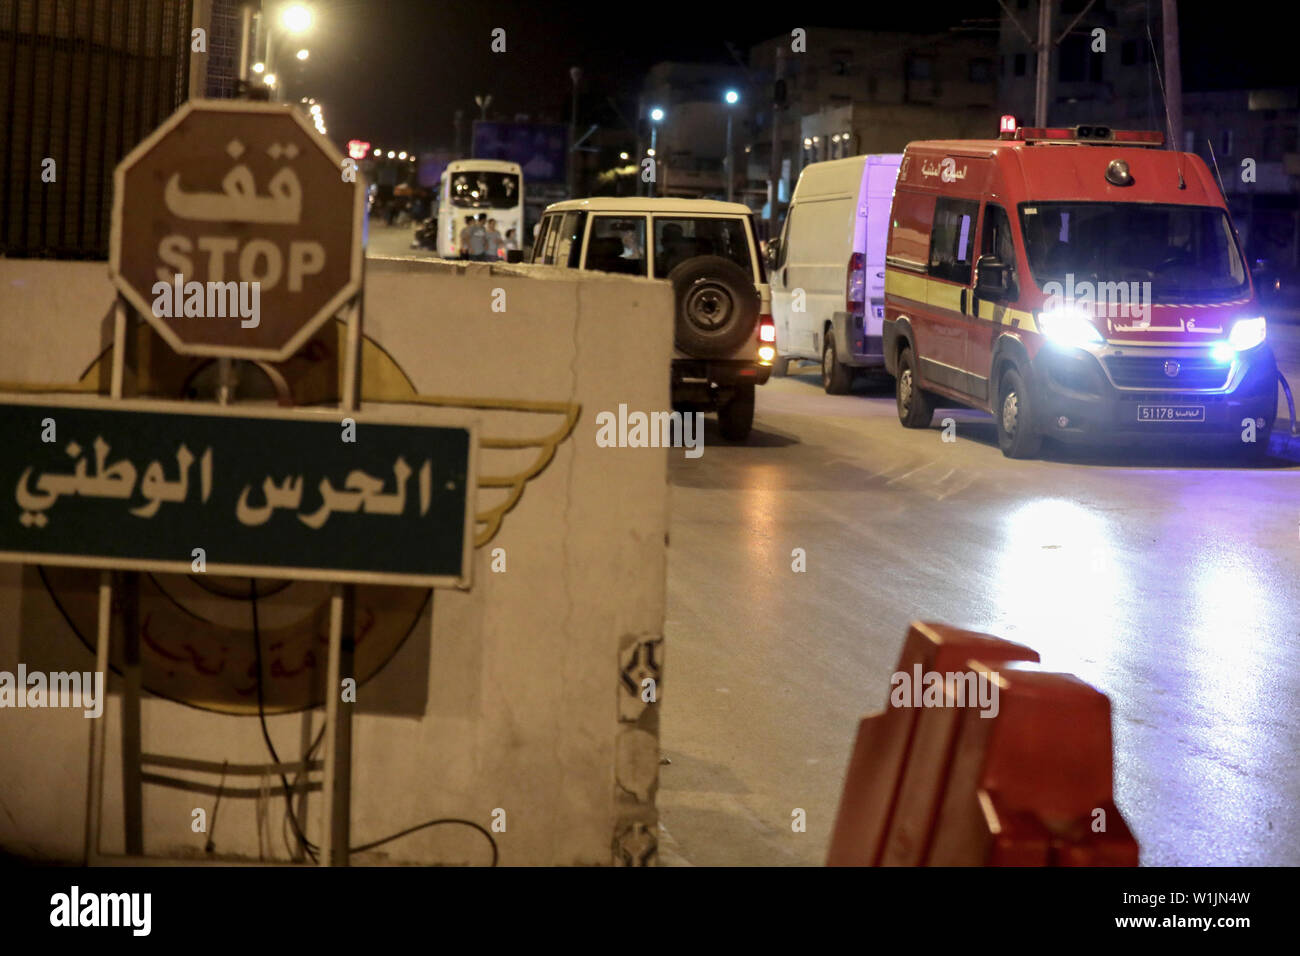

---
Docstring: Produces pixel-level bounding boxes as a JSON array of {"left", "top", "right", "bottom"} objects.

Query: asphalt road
[
  {"left": 365, "top": 223, "right": 1300, "bottom": 866},
  {"left": 659, "top": 340, "right": 1300, "bottom": 867}
]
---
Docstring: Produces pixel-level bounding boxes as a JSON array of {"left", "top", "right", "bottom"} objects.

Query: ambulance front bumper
[{"left": 1028, "top": 342, "right": 1279, "bottom": 444}]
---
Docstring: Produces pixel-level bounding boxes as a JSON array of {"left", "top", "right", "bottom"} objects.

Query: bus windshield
[
  {"left": 449, "top": 171, "right": 520, "bottom": 209},
  {"left": 1017, "top": 202, "right": 1249, "bottom": 303}
]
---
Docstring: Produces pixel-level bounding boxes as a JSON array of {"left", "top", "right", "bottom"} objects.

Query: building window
[
  {"left": 1014, "top": 53, "right": 1027, "bottom": 77},
  {"left": 969, "top": 58, "right": 993, "bottom": 83},
  {"left": 907, "top": 56, "right": 934, "bottom": 80},
  {"left": 1058, "top": 33, "right": 1101, "bottom": 83}
]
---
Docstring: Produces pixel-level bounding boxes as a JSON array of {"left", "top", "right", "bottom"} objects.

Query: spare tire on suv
[{"left": 667, "top": 256, "right": 759, "bottom": 358}]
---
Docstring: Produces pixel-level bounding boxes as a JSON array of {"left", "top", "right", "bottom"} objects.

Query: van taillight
[
  {"left": 759, "top": 314, "right": 776, "bottom": 342},
  {"left": 847, "top": 252, "right": 866, "bottom": 318}
]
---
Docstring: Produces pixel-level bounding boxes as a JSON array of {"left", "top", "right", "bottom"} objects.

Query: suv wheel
[
  {"left": 668, "top": 256, "right": 760, "bottom": 358},
  {"left": 822, "top": 332, "right": 854, "bottom": 394},
  {"left": 896, "top": 347, "right": 934, "bottom": 428},
  {"left": 996, "top": 367, "right": 1042, "bottom": 459},
  {"left": 718, "top": 383, "right": 755, "bottom": 441}
]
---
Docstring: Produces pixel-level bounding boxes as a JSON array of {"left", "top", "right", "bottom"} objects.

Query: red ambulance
[{"left": 882, "top": 122, "right": 1278, "bottom": 458}]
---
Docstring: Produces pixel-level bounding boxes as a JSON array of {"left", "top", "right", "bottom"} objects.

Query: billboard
[{"left": 472, "top": 122, "right": 568, "bottom": 184}]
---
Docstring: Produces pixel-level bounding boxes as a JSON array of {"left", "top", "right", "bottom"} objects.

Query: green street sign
[{"left": 0, "top": 395, "right": 476, "bottom": 587}]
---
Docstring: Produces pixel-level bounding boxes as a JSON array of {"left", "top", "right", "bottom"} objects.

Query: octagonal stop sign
[{"left": 110, "top": 100, "right": 363, "bottom": 361}]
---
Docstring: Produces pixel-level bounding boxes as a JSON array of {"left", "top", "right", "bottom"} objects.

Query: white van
[{"left": 768, "top": 154, "right": 902, "bottom": 392}]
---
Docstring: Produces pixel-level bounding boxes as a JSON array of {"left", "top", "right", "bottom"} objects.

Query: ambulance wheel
[
  {"left": 1239, "top": 426, "right": 1272, "bottom": 464},
  {"left": 718, "top": 383, "right": 755, "bottom": 441},
  {"left": 896, "top": 347, "right": 934, "bottom": 428},
  {"left": 996, "top": 367, "right": 1042, "bottom": 459},
  {"left": 822, "top": 333, "right": 854, "bottom": 394}
]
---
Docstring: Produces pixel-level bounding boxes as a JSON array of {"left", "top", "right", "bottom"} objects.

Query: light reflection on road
[{"left": 990, "top": 498, "right": 1126, "bottom": 673}]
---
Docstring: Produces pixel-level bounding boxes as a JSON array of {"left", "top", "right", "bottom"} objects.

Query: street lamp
[
  {"left": 261, "top": 3, "right": 313, "bottom": 102},
  {"left": 723, "top": 90, "right": 739, "bottom": 203},
  {"left": 281, "top": 4, "right": 312, "bottom": 32},
  {"left": 648, "top": 107, "right": 664, "bottom": 197}
]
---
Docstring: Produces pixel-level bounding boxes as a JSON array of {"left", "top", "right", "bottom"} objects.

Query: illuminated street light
[
  {"left": 647, "top": 108, "right": 665, "bottom": 197},
  {"left": 296, "top": 49, "right": 309, "bottom": 61},
  {"left": 387, "top": 150, "right": 395, "bottom": 158},
  {"left": 281, "top": 4, "right": 312, "bottom": 33},
  {"left": 398, "top": 151, "right": 407, "bottom": 160},
  {"left": 252, "top": 62, "right": 265, "bottom": 74},
  {"left": 722, "top": 90, "right": 740, "bottom": 201},
  {"left": 263, "top": 73, "right": 277, "bottom": 88},
  {"left": 310, "top": 104, "right": 321, "bottom": 114},
  {"left": 619, "top": 151, "right": 629, "bottom": 160}
]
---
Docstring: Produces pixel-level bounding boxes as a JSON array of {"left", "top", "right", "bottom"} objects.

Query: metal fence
[{"left": 1, "top": 0, "right": 194, "bottom": 259}]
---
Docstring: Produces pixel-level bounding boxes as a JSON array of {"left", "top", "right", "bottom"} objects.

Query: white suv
[{"left": 530, "top": 197, "right": 775, "bottom": 440}]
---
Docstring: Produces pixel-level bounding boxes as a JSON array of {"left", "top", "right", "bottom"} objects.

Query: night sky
[{"left": 284, "top": 1, "right": 1295, "bottom": 153}]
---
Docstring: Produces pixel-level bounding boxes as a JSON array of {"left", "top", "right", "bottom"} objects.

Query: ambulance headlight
[
  {"left": 1209, "top": 342, "right": 1236, "bottom": 363},
  {"left": 1227, "top": 316, "right": 1266, "bottom": 352},
  {"left": 1037, "top": 307, "right": 1104, "bottom": 347}
]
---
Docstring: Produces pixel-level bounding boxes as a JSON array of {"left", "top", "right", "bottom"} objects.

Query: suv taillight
[
  {"left": 847, "top": 252, "right": 866, "bottom": 319},
  {"left": 758, "top": 314, "right": 776, "bottom": 363}
]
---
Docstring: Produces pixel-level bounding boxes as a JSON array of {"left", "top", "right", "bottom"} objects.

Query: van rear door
[
  {"left": 864, "top": 156, "right": 902, "bottom": 335},
  {"left": 786, "top": 196, "right": 854, "bottom": 356}
]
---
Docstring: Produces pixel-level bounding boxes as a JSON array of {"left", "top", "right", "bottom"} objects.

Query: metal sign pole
[
  {"left": 84, "top": 297, "right": 129, "bottom": 862},
  {"left": 322, "top": 265, "right": 365, "bottom": 866}
]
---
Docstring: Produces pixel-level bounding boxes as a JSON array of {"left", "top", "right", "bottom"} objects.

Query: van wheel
[
  {"left": 896, "top": 347, "right": 934, "bottom": 428},
  {"left": 996, "top": 367, "right": 1042, "bottom": 459},
  {"left": 770, "top": 355, "right": 790, "bottom": 377},
  {"left": 718, "top": 383, "right": 755, "bottom": 441},
  {"left": 822, "top": 333, "right": 854, "bottom": 394}
]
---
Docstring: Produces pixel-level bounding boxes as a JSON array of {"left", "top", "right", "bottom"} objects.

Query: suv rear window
[
  {"left": 535, "top": 211, "right": 586, "bottom": 267},
  {"left": 652, "top": 217, "right": 753, "bottom": 279}
]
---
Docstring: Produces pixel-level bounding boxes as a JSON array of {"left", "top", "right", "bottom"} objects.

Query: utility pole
[
  {"left": 1162, "top": 0, "right": 1183, "bottom": 150},
  {"left": 1034, "top": 0, "right": 1052, "bottom": 126},
  {"left": 768, "top": 43, "right": 785, "bottom": 237},
  {"left": 569, "top": 66, "right": 582, "bottom": 199},
  {"left": 725, "top": 108, "right": 735, "bottom": 203}
]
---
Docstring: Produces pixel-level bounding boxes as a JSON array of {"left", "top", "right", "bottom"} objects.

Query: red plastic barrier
[{"left": 827, "top": 621, "right": 1138, "bottom": 866}]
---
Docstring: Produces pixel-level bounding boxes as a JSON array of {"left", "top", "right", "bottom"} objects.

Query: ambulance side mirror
[{"left": 976, "top": 255, "right": 1013, "bottom": 299}]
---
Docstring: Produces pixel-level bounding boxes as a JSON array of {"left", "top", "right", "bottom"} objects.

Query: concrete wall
[{"left": 0, "top": 255, "right": 672, "bottom": 865}]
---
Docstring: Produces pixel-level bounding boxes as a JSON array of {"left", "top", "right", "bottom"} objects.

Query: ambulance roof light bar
[{"left": 1004, "top": 121, "right": 1165, "bottom": 148}]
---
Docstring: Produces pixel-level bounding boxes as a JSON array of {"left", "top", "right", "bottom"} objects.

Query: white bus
[{"left": 435, "top": 159, "right": 525, "bottom": 259}]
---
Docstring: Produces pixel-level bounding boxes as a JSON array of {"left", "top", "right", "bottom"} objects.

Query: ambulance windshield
[{"left": 1018, "top": 202, "right": 1249, "bottom": 303}]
